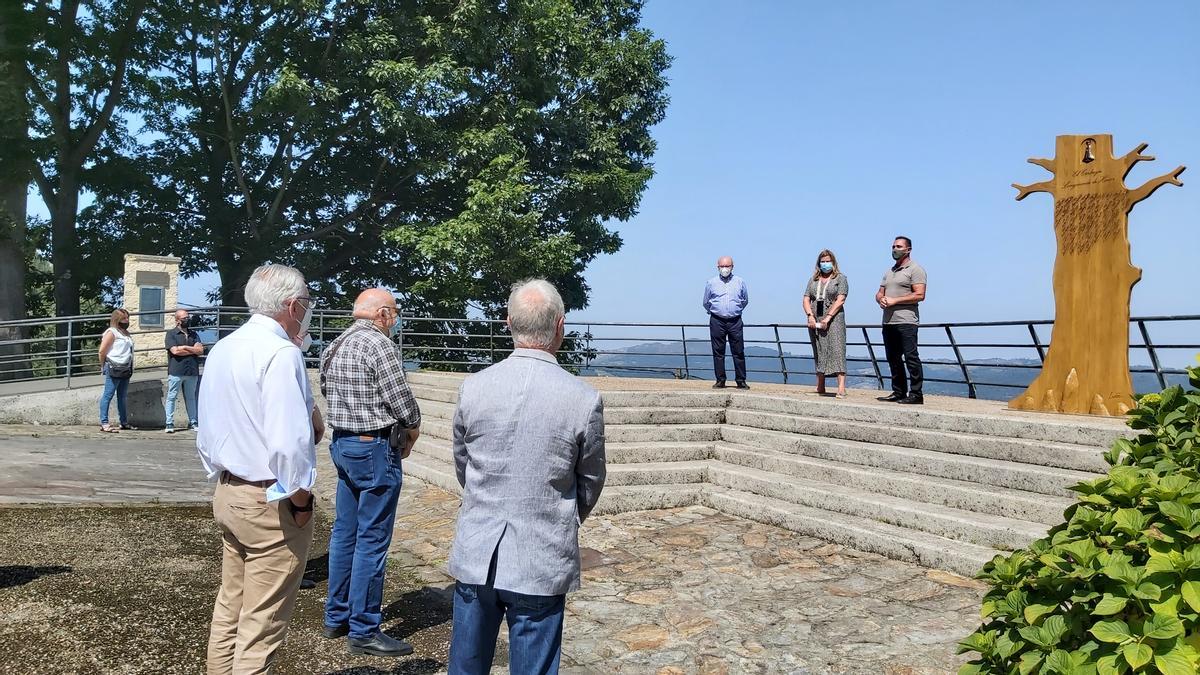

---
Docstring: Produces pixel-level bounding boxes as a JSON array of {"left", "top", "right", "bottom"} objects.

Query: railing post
[
  {"left": 585, "top": 324, "right": 593, "bottom": 372},
  {"left": 65, "top": 318, "right": 73, "bottom": 390},
  {"left": 680, "top": 325, "right": 689, "bottom": 379},
  {"left": 773, "top": 324, "right": 788, "bottom": 384},
  {"left": 1027, "top": 323, "right": 1046, "bottom": 362},
  {"left": 397, "top": 312, "right": 404, "bottom": 367},
  {"left": 1137, "top": 320, "right": 1168, "bottom": 391},
  {"left": 318, "top": 310, "right": 326, "bottom": 359},
  {"left": 945, "top": 325, "right": 976, "bottom": 399},
  {"left": 861, "top": 326, "right": 884, "bottom": 390},
  {"left": 489, "top": 320, "right": 496, "bottom": 365}
]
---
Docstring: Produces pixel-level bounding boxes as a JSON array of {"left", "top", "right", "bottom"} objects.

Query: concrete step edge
[
  {"left": 714, "top": 442, "right": 1071, "bottom": 524},
  {"left": 706, "top": 461, "right": 1048, "bottom": 549},
  {"left": 704, "top": 487, "right": 997, "bottom": 576}
]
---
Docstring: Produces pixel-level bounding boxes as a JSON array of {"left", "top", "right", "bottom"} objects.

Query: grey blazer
[{"left": 448, "top": 348, "right": 606, "bottom": 596}]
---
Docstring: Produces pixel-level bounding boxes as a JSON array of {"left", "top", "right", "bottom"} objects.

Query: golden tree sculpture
[{"left": 1010, "top": 134, "right": 1184, "bottom": 416}]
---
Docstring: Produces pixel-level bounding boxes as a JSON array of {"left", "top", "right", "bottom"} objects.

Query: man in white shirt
[{"left": 197, "top": 264, "right": 320, "bottom": 674}]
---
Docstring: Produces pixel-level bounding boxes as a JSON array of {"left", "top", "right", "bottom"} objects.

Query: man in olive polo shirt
[
  {"left": 165, "top": 309, "right": 205, "bottom": 432},
  {"left": 875, "top": 236, "right": 926, "bottom": 405}
]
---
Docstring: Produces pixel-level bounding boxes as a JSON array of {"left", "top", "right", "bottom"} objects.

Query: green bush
[{"left": 959, "top": 360, "right": 1200, "bottom": 674}]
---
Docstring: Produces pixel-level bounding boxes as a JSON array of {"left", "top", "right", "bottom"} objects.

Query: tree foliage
[{"left": 88, "top": 0, "right": 670, "bottom": 314}]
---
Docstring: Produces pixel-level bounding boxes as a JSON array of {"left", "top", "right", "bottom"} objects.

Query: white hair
[
  {"left": 507, "top": 279, "right": 564, "bottom": 348},
  {"left": 245, "top": 264, "right": 307, "bottom": 316}
]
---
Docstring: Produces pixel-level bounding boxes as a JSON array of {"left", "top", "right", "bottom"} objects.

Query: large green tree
[
  {"left": 21, "top": 0, "right": 150, "bottom": 321},
  {"left": 106, "top": 0, "right": 669, "bottom": 315}
]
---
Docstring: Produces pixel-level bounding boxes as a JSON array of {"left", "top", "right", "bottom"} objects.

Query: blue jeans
[
  {"left": 99, "top": 371, "right": 129, "bottom": 426},
  {"left": 324, "top": 432, "right": 403, "bottom": 639},
  {"left": 165, "top": 374, "right": 199, "bottom": 428},
  {"left": 449, "top": 581, "right": 565, "bottom": 675}
]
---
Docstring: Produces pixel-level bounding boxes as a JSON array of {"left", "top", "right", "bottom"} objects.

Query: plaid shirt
[{"left": 320, "top": 319, "right": 421, "bottom": 433}]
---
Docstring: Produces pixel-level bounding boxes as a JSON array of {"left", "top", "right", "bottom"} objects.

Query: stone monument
[
  {"left": 121, "top": 253, "right": 181, "bottom": 368},
  {"left": 1009, "top": 135, "right": 1185, "bottom": 416}
]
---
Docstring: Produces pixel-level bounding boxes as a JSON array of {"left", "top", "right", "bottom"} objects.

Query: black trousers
[
  {"left": 709, "top": 315, "right": 746, "bottom": 383},
  {"left": 881, "top": 324, "right": 922, "bottom": 396}
]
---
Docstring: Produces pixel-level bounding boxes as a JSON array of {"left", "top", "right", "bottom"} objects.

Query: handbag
[{"left": 106, "top": 358, "right": 133, "bottom": 379}]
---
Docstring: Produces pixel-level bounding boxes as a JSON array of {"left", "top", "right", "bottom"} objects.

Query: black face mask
[{"left": 118, "top": 321, "right": 130, "bottom": 329}]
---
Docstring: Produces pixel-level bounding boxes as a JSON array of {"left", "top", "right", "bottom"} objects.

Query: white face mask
[
  {"left": 718, "top": 266, "right": 733, "bottom": 278},
  {"left": 298, "top": 333, "right": 313, "bottom": 351},
  {"left": 296, "top": 299, "right": 313, "bottom": 336}
]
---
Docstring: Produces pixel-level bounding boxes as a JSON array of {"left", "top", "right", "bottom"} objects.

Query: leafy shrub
[{"left": 959, "top": 361, "right": 1200, "bottom": 674}]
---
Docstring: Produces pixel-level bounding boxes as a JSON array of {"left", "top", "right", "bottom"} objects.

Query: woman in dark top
[{"left": 803, "top": 249, "right": 849, "bottom": 398}]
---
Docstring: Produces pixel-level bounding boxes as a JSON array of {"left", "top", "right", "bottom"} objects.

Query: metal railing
[{"left": 0, "top": 308, "right": 1196, "bottom": 401}]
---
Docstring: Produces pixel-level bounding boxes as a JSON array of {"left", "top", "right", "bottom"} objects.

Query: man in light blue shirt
[{"left": 702, "top": 255, "right": 749, "bottom": 389}]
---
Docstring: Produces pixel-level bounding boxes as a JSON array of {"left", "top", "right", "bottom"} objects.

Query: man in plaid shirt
[{"left": 320, "top": 288, "right": 421, "bottom": 657}]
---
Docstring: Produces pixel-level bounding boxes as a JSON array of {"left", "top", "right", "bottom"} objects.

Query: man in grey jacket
[{"left": 447, "top": 279, "right": 606, "bottom": 675}]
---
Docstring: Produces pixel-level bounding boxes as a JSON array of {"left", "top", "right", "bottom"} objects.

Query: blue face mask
[
  {"left": 819, "top": 262, "right": 834, "bottom": 274},
  {"left": 388, "top": 314, "right": 400, "bottom": 338}
]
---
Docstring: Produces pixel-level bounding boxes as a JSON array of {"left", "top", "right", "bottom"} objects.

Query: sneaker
[
  {"left": 188, "top": 423, "right": 199, "bottom": 431},
  {"left": 348, "top": 632, "right": 414, "bottom": 657},
  {"left": 165, "top": 427, "right": 175, "bottom": 434}
]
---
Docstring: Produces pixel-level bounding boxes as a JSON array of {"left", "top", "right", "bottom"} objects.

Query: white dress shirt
[{"left": 196, "top": 314, "right": 316, "bottom": 501}]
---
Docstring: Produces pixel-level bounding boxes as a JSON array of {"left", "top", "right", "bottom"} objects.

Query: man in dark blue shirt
[
  {"left": 701, "top": 255, "right": 750, "bottom": 389},
  {"left": 164, "top": 309, "right": 204, "bottom": 432}
]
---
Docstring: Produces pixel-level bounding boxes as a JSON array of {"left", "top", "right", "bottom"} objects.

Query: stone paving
[
  {"left": 385, "top": 477, "right": 987, "bottom": 674},
  {"left": 2, "top": 425, "right": 989, "bottom": 672}
]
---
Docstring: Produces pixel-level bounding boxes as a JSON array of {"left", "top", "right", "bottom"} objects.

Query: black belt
[
  {"left": 220, "top": 471, "right": 274, "bottom": 488},
  {"left": 333, "top": 426, "right": 391, "bottom": 439}
]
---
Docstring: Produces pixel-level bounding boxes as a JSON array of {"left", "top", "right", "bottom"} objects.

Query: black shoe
[
  {"left": 322, "top": 623, "right": 349, "bottom": 639},
  {"left": 735, "top": 381, "right": 750, "bottom": 389},
  {"left": 876, "top": 393, "right": 905, "bottom": 402},
  {"left": 897, "top": 394, "right": 924, "bottom": 405},
  {"left": 712, "top": 381, "right": 726, "bottom": 389},
  {"left": 348, "top": 632, "right": 414, "bottom": 657},
  {"left": 299, "top": 577, "right": 317, "bottom": 590}
]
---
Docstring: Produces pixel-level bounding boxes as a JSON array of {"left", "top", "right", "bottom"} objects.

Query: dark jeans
[
  {"left": 324, "top": 432, "right": 403, "bottom": 639},
  {"left": 99, "top": 371, "right": 129, "bottom": 425},
  {"left": 448, "top": 581, "right": 565, "bottom": 675},
  {"left": 709, "top": 315, "right": 746, "bottom": 383},
  {"left": 882, "top": 323, "right": 923, "bottom": 396}
]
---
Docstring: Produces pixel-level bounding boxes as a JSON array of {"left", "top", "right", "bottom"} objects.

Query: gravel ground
[{"left": 0, "top": 505, "right": 455, "bottom": 674}]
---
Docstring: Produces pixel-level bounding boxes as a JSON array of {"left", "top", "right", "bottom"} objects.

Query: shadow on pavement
[{"left": 0, "top": 564, "right": 71, "bottom": 589}]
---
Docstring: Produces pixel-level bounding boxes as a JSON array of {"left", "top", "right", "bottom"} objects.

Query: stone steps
[
  {"left": 397, "top": 369, "right": 1120, "bottom": 575},
  {"left": 725, "top": 409, "right": 1108, "bottom": 472},
  {"left": 406, "top": 434, "right": 1051, "bottom": 552},
  {"left": 720, "top": 425, "right": 1094, "bottom": 498},
  {"left": 713, "top": 443, "right": 1070, "bottom": 525},
  {"left": 706, "top": 461, "right": 1047, "bottom": 551},
  {"left": 727, "top": 393, "right": 1128, "bottom": 447},
  {"left": 704, "top": 487, "right": 998, "bottom": 577}
]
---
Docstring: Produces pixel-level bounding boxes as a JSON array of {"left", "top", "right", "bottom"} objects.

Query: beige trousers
[{"left": 206, "top": 476, "right": 314, "bottom": 675}]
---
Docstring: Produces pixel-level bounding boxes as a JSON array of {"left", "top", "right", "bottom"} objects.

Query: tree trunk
[
  {"left": 1009, "top": 134, "right": 1185, "bottom": 416},
  {"left": 0, "top": 6, "right": 31, "bottom": 380},
  {"left": 1013, "top": 215, "right": 1138, "bottom": 415}
]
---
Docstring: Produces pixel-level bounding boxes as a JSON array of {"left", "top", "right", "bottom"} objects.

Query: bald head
[
  {"left": 174, "top": 309, "right": 189, "bottom": 327},
  {"left": 717, "top": 256, "right": 733, "bottom": 267},
  {"left": 352, "top": 288, "right": 397, "bottom": 319}
]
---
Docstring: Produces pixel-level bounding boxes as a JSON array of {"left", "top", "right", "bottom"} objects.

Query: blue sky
[{"left": 145, "top": 2, "right": 1199, "bottom": 332}]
